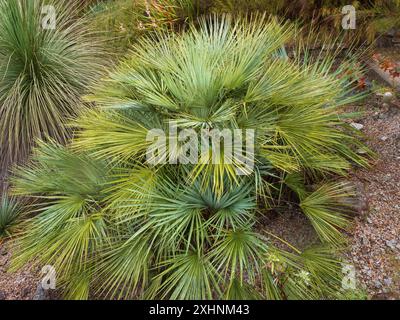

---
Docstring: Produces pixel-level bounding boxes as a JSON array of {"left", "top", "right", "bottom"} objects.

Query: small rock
[
  {"left": 384, "top": 174, "right": 392, "bottom": 182},
  {"left": 383, "top": 278, "right": 393, "bottom": 287},
  {"left": 367, "top": 218, "right": 373, "bottom": 224},
  {"left": 386, "top": 240, "right": 398, "bottom": 250},
  {"left": 361, "top": 236, "right": 370, "bottom": 246},
  {"left": 33, "top": 283, "right": 50, "bottom": 301},
  {"left": 0, "top": 291, "right": 5, "bottom": 300},
  {"left": 350, "top": 122, "right": 364, "bottom": 130},
  {"left": 372, "top": 112, "right": 380, "bottom": 120},
  {"left": 383, "top": 92, "right": 394, "bottom": 103},
  {"left": 374, "top": 280, "right": 382, "bottom": 289},
  {"left": 380, "top": 136, "right": 388, "bottom": 141}
]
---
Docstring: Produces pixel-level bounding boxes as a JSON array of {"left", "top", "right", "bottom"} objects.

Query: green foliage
[
  {"left": 88, "top": 0, "right": 205, "bottom": 55},
  {"left": 0, "top": 195, "right": 23, "bottom": 239},
  {"left": 88, "top": 0, "right": 400, "bottom": 56},
  {"left": 0, "top": 0, "right": 104, "bottom": 171},
  {"left": 11, "top": 16, "right": 371, "bottom": 299},
  {"left": 11, "top": 140, "right": 108, "bottom": 299},
  {"left": 343, "top": 288, "right": 369, "bottom": 300},
  {"left": 364, "top": 0, "right": 400, "bottom": 42},
  {"left": 209, "top": 0, "right": 400, "bottom": 44}
]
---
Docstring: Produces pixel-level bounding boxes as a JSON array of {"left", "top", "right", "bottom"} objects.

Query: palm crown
[{"left": 11, "top": 16, "right": 370, "bottom": 300}]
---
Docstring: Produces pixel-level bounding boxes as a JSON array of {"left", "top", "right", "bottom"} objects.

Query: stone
[
  {"left": 386, "top": 240, "right": 398, "bottom": 250},
  {"left": 374, "top": 280, "right": 382, "bottom": 289},
  {"left": 361, "top": 236, "right": 370, "bottom": 246},
  {"left": 383, "top": 92, "right": 393, "bottom": 103},
  {"left": 33, "top": 283, "right": 50, "bottom": 301},
  {"left": 0, "top": 291, "right": 5, "bottom": 300},
  {"left": 383, "top": 278, "right": 393, "bottom": 287},
  {"left": 364, "top": 268, "right": 372, "bottom": 277},
  {"left": 380, "top": 136, "right": 388, "bottom": 141},
  {"left": 350, "top": 122, "right": 364, "bottom": 130}
]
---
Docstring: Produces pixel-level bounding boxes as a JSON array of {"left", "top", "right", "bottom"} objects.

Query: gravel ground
[
  {"left": 0, "top": 241, "right": 40, "bottom": 300},
  {"left": 345, "top": 94, "right": 400, "bottom": 299}
]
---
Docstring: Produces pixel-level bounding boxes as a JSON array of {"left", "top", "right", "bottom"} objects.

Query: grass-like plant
[
  {"left": 0, "top": 0, "right": 104, "bottom": 171},
  {"left": 0, "top": 195, "right": 23, "bottom": 239},
  {"left": 11, "top": 16, "right": 371, "bottom": 300}
]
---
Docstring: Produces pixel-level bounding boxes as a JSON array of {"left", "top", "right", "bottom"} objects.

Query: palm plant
[
  {"left": 0, "top": 195, "right": 23, "bottom": 239},
  {"left": 0, "top": 0, "right": 104, "bottom": 172},
  {"left": 11, "top": 16, "right": 370, "bottom": 300}
]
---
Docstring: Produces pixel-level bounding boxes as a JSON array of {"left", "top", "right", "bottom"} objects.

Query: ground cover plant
[{"left": 9, "top": 14, "right": 373, "bottom": 300}]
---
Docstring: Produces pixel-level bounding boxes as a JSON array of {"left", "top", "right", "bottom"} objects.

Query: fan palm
[
  {"left": 0, "top": 0, "right": 104, "bottom": 171},
  {"left": 0, "top": 194, "right": 23, "bottom": 239},
  {"left": 11, "top": 16, "right": 370, "bottom": 299}
]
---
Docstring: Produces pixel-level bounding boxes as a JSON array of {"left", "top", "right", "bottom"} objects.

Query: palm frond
[
  {"left": 300, "top": 183, "right": 354, "bottom": 246},
  {"left": 154, "top": 251, "right": 219, "bottom": 300},
  {"left": 0, "top": 194, "right": 23, "bottom": 239}
]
